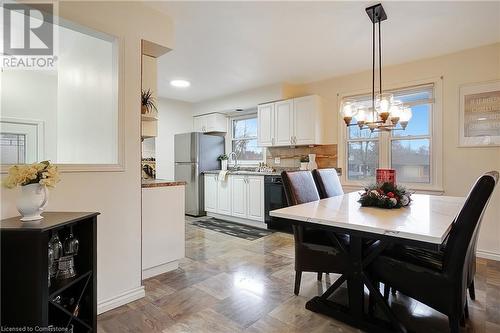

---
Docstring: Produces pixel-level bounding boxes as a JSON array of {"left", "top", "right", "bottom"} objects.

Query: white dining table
[{"left": 270, "top": 192, "right": 465, "bottom": 333}]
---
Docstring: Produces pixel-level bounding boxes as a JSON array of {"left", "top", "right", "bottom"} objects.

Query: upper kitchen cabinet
[
  {"left": 193, "top": 113, "right": 227, "bottom": 133},
  {"left": 257, "top": 102, "right": 274, "bottom": 147},
  {"left": 257, "top": 95, "right": 329, "bottom": 147}
]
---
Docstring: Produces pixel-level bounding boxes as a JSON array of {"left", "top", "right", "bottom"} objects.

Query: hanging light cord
[{"left": 372, "top": 8, "right": 375, "bottom": 113}]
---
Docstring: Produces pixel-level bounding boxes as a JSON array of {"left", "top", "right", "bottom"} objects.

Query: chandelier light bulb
[
  {"left": 376, "top": 93, "right": 394, "bottom": 122},
  {"left": 399, "top": 106, "right": 413, "bottom": 129},
  {"left": 389, "top": 100, "right": 402, "bottom": 125},
  {"left": 341, "top": 99, "right": 358, "bottom": 125}
]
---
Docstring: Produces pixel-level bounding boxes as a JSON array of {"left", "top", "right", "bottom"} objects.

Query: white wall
[
  {"left": 156, "top": 98, "right": 193, "bottom": 180},
  {"left": 297, "top": 43, "right": 500, "bottom": 260},
  {"left": 0, "top": 1, "right": 174, "bottom": 313}
]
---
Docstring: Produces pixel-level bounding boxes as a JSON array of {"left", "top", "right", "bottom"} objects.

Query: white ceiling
[{"left": 149, "top": 1, "right": 500, "bottom": 103}]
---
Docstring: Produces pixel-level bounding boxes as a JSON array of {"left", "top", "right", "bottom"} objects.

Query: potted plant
[
  {"left": 2, "top": 161, "right": 60, "bottom": 221},
  {"left": 218, "top": 154, "right": 229, "bottom": 171},
  {"left": 141, "top": 89, "right": 157, "bottom": 115},
  {"left": 299, "top": 156, "right": 309, "bottom": 170}
]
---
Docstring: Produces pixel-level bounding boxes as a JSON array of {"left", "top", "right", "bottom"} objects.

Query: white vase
[
  {"left": 17, "top": 183, "right": 48, "bottom": 221},
  {"left": 221, "top": 160, "right": 228, "bottom": 171},
  {"left": 307, "top": 154, "right": 318, "bottom": 170}
]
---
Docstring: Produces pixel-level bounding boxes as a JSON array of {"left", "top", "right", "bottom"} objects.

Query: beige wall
[
  {"left": 297, "top": 43, "right": 500, "bottom": 258},
  {"left": 0, "top": 1, "right": 173, "bottom": 313}
]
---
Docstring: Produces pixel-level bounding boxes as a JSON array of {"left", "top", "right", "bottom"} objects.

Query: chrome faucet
[{"left": 228, "top": 152, "right": 239, "bottom": 171}]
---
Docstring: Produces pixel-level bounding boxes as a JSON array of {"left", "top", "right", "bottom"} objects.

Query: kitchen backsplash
[{"left": 266, "top": 144, "right": 337, "bottom": 169}]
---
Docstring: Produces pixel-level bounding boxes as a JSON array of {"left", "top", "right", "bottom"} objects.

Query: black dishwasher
[{"left": 264, "top": 175, "right": 292, "bottom": 233}]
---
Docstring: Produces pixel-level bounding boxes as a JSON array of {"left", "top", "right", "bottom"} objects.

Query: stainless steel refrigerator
[{"left": 174, "top": 132, "right": 225, "bottom": 216}]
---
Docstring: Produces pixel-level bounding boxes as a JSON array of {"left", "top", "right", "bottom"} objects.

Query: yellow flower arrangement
[{"left": 3, "top": 161, "right": 60, "bottom": 188}]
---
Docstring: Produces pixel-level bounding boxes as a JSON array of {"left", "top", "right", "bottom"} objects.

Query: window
[
  {"left": 344, "top": 84, "right": 439, "bottom": 188},
  {"left": 230, "top": 115, "right": 264, "bottom": 163},
  {"left": 0, "top": 133, "right": 26, "bottom": 164}
]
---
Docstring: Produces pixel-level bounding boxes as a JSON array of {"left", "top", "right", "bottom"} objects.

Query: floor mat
[{"left": 190, "top": 218, "right": 273, "bottom": 240}]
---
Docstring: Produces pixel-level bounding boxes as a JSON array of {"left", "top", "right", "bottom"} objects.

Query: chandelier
[{"left": 341, "top": 3, "right": 412, "bottom": 132}]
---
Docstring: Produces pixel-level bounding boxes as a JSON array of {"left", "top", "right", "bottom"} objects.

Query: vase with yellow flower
[{"left": 3, "top": 161, "right": 60, "bottom": 221}]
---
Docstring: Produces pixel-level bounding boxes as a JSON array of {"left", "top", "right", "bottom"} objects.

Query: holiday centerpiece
[
  {"left": 3, "top": 161, "right": 60, "bottom": 221},
  {"left": 358, "top": 169, "right": 412, "bottom": 209}
]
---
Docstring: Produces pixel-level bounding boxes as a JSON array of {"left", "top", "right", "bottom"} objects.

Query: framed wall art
[{"left": 459, "top": 80, "right": 500, "bottom": 147}]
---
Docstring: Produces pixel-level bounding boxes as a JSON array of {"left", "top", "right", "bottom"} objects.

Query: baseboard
[
  {"left": 97, "top": 286, "right": 145, "bottom": 315},
  {"left": 477, "top": 249, "right": 500, "bottom": 261},
  {"left": 207, "top": 212, "right": 267, "bottom": 229},
  {"left": 142, "top": 260, "right": 179, "bottom": 279}
]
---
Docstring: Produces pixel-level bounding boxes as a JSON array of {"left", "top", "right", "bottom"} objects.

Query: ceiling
[{"left": 149, "top": 1, "right": 500, "bottom": 103}]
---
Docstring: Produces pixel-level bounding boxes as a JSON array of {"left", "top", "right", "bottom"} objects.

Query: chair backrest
[
  {"left": 281, "top": 170, "right": 320, "bottom": 206},
  {"left": 312, "top": 168, "right": 344, "bottom": 199},
  {"left": 443, "top": 171, "right": 498, "bottom": 278}
]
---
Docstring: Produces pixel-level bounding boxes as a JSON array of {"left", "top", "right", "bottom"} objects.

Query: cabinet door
[
  {"left": 293, "top": 96, "right": 316, "bottom": 145},
  {"left": 217, "top": 178, "right": 232, "bottom": 215},
  {"left": 274, "top": 100, "right": 293, "bottom": 146},
  {"left": 204, "top": 174, "right": 217, "bottom": 212},
  {"left": 231, "top": 176, "right": 247, "bottom": 218},
  {"left": 257, "top": 103, "right": 274, "bottom": 147},
  {"left": 247, "top": 176, "right": 264, "bottom": 222},
  {"left": 193, "top": 116, "right": 204, "bottom": 132}
]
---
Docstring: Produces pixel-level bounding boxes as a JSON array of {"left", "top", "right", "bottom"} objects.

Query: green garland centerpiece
[{"left": 358, "top": 182, "right": 412, "bottom": 209}]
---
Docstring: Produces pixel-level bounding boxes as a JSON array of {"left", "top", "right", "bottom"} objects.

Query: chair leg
[
  {"left": 294, "top": 271, "right": 302, "bottom": 295},
  {"left": 383, "top": 284, "right": 390, "bottom": 301},
  {"left": 449, "top": 312, "right": 460, "bottom": 333},
  {"left": 368, "top": 281, "right": 379, "bottom": 316},
  {"left": 469, "top": 279, "right": 476, "bottom": 300},
  {"left": 317, "top": 272, "right": 322, "bottom": 281},
  {"left": 464, "top": 299, "right": 469, "bottom": 319}
]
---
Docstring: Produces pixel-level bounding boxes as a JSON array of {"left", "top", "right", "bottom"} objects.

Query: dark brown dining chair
[
  {"left": 281, "top": 170, "right": 349, "bottom": 295},
  {"left": 368, "top": 171, "right": 498, "bottom": 333},
  {"left": 312, "top": 168, "right": 343, "bottom": 199}
]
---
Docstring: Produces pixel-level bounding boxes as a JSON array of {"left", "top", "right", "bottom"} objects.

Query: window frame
[
  {"left": 228, "top": 113, "right": 265, "bottom": 166},
  {"left": 338, "top": 78, "right": 443, "bottom": 193}
]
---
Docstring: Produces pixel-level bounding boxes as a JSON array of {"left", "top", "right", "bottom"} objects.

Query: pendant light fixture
[{"left": 341, "top": 3, "right": 412, "bottom": 132}]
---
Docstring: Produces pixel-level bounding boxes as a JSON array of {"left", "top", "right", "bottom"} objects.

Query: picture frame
[{"left": 459, "top": 80, "right": 500, "bottom": 147}]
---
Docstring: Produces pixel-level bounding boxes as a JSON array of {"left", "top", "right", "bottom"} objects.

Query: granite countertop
[
  {"left": 142, "top": 179, "right": 187, "bottom": 188},
  {"left": 203, "top": 170, "right": 282, "bottom": 176}
]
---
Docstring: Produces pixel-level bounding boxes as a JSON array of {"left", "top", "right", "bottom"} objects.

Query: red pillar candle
[{"left": 376, "top": 169, "right": 396, "bottom": 185}]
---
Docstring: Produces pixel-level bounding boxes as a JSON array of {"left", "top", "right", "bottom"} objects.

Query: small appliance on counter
[{"left": 174, "top": 132, "right": 225, "bottom": 216}]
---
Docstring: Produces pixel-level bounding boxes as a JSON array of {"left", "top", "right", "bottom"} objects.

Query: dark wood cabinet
[{"left": 1, "top": 212, "right": 99, "bottom": 332}]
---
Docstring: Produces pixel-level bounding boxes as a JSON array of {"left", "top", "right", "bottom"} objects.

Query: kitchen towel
[{"left": 218, "top": 170, "right": 228, "bottom": 182}]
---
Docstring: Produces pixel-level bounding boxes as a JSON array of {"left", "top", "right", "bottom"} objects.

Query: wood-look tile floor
[{"left": 98, "top": 217, "right": 500, "bottom": 332}]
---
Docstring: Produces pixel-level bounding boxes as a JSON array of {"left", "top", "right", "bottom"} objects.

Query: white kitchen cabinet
[
  {"left": 205, "top": 173, "right": 265, "bottom": 223},
  {"left": 257, "top": 95, "right": 328, "bottom": 147},
  {"left": 257, "top": 103, "right": 274, "bottom": 147},
  {"left": 247, "top": 176, "right": 264, "bottom": 221},
  {"left": 193, "top": 113, "right": 227, "bottom": 133},
  {"left": 217, "top": 177, "right": 232, "bottom": 215},
  {"left": 274, "top": 99, "right": 294, "bottom": 146},
  {"left": 231, "top": 175, "right": 248, "bottom": 218},
  {"left": 204, "top": 174, "right": 217, "bottom": 213}
]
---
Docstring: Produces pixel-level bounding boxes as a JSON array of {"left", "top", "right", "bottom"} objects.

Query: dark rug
[{"left": 190, "top": 218, "right": 273, "bottom": 240}]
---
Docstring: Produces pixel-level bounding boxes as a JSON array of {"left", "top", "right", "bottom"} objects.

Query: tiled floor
[{"left": 98, "top": 217, "right": 500, "bottom": 332}]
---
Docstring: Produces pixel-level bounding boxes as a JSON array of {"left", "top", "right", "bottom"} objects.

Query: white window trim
[
  {"left": 228, "top": 113, "right": 266, "bottom": 166},
  {"left": 338, "top": 77, "right": 443, "bottom": 193}
]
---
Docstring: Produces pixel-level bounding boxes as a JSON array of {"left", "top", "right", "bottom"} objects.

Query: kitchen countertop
[
  {"left": 203, "top": 170, "right": 282, "bottom": 176},
  {"left": 142, "top": 179, "right": 187, "bottom": 188}
]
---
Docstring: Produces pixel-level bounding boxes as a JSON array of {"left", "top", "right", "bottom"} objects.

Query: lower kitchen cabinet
[
  {"left": 204, "top": 174, "right": 264, "bottom": 222},
  {"left": 204, "top": 174, "right": 217, "bottom": 213},
  {"left": 217, "top": 177, "right": 232, "bottom": 215}
]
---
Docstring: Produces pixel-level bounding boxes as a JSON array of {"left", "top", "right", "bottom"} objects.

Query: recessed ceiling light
[
  {"left": 477, "top": 117, "right": 487, "bottom": 121},
  {"left": 170, "top": 79, "right": 190, "bottom": 88}
]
